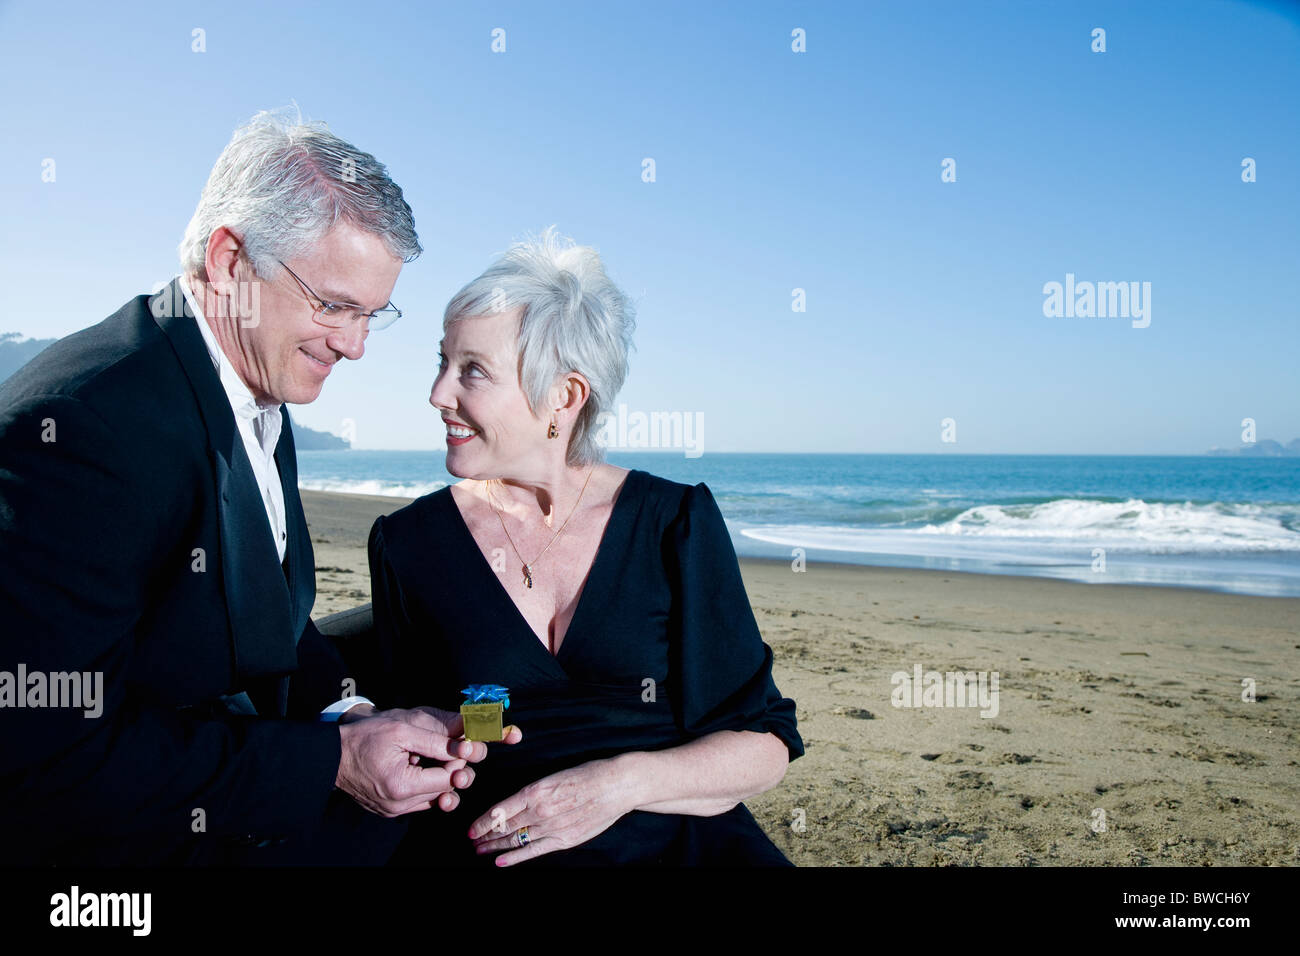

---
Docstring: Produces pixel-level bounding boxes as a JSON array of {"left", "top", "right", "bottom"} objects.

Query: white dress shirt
[{"left": 179, "top": 275, "right": 288, "bottom": 563}]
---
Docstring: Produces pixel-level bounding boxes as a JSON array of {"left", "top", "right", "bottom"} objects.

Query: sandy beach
[{"left": 303, "top": 489, "right": 1300, "bottom": 867}]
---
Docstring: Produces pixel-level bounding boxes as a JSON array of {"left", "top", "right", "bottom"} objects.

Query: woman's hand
[{"left": 467, "top": 754, "right": 644, "bottom": 866}]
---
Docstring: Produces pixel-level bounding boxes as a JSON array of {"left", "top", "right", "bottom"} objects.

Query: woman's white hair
[
  {"left": 444, "top": 227, "right": 636, "bottom": 467},
  {"left": 179, "top": 105, "right": 421, "bottom": 279}
]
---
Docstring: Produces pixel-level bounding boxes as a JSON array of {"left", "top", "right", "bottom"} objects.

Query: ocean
[{"left": 297, "top": 451, "right": 1300, "bottom": 598}]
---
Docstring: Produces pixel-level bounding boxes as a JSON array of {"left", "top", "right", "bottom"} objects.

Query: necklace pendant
[{"left": 522, "top": 564, "right": 533, "bottom": 589}]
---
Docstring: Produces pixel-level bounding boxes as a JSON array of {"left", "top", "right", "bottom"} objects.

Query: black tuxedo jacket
[{"left": 0, "top": 278, "right": 352, "bottom": 865}]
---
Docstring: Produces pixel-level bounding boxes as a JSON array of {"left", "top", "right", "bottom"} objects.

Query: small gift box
[{"left": 459, "top": 684, "right": 510, "bottom": 742}]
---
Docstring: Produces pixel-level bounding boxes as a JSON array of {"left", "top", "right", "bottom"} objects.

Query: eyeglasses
[{"left": 276, "top": 259, "right": 402, "bottom": 331}]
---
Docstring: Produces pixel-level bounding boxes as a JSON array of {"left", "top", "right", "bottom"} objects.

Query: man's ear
[{"left": 203, "top": 226, "right": 244, "bottom": 297}]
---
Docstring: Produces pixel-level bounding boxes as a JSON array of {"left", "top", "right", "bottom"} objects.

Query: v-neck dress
[{"left": 365, "top": 469, "right": 804, "bottom": 866}]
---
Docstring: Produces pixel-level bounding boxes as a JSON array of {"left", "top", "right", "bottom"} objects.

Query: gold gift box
[{"left": 460, "top": 701, "right": 505, "bottom": 742}]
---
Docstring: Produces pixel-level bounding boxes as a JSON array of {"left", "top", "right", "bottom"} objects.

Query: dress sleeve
[
  {"left": 666, "top": 482, "right": 804, "bottom": 761},
  {"left": 365, "top": 514, "right": 416, "bottom": 709}
]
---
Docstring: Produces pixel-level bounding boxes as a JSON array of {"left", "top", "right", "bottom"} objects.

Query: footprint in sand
[
  {"left": 998, "top": 753, "right": 1040, "bottom": 765},
  {"left": 831, "top": 706, "right": 875, "bottom": 720}
]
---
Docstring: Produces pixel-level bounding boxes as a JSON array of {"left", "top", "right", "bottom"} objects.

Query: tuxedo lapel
[
  {"left": 150, "top": 279, "right": 299, "bottom": 698},
  {"left": 275, "top": 410, "right": 315, "bottom": 642},
  {"left": 256, "top": 414, "right": 318, "bottom": 719}
]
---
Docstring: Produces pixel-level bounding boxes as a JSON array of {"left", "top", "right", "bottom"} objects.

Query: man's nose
[{"left": 326, "top": 319, "right": 367, "bottom": 360}]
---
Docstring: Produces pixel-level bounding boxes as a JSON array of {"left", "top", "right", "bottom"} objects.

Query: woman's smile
[{"left": 444, "top": 418, "right": 479, "bottom": 445}]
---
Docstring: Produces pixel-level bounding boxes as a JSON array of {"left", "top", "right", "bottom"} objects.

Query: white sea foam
[
  {"left": 741, "top": 498, "right": 1300, "bottom": 555},
  {"left": 297, "top": 478, "right": 447, "bottom": 499},
  {"left": 917, "top": 498, "right": 1300, "bottom": 551}
]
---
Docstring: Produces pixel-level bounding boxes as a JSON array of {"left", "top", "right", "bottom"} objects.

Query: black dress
[{"left": 365, "top": 469, "right": 804, "bottom": 866}]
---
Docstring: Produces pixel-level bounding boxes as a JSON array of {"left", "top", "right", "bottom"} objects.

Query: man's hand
[
  {"left": 337, "top": 703, "right": 376, "bottom": 724},
  {"left": 335, "top": 706, "right": 522, "bottom": 817}
]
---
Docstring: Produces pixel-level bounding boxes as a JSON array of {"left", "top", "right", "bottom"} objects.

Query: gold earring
[{"left": 548, "top": 420, "right": 559, "bottom": 439}]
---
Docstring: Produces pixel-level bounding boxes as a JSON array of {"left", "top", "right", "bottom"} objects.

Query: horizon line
[{"left": 308, "top": 448, "right": 1298, "bottom": 459}]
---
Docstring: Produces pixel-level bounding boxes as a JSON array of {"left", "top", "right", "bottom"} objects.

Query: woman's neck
[{"left": 483, "top": 462, "right": 598, "bottom": 524}]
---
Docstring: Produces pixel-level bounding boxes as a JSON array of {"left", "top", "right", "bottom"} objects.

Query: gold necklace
[{"left": 487, "top": 467, "right": 596, "bottom": 590}]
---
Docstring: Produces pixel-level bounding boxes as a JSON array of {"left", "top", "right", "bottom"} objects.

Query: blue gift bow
[{"left": 461, "top": 684, "right": 511, "bottom": 709}]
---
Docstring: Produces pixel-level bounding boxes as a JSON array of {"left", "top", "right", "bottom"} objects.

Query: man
[{"left": 0, "top": 109, "right": 515, "bottom": 865}]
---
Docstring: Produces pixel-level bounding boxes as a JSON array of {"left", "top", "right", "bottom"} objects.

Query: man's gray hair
[
  {"left": 179, "top": 106, "right": 421, "bottom": 279},
  {"left": 444, "top": 227, "right": 635, "bottom": 467}
]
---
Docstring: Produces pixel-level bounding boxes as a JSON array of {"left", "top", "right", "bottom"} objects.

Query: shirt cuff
[{"left": 318, "top": 696, "right": 375, "bottom": 722}]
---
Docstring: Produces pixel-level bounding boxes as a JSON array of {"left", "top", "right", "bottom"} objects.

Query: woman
[{"left": 367, "top": 228, "right": 803, "bottom": 866}]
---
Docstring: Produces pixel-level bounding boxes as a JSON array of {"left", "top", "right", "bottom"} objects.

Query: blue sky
[{"left": 1, "top": 0, "right": 1296, "bottom": 453}]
